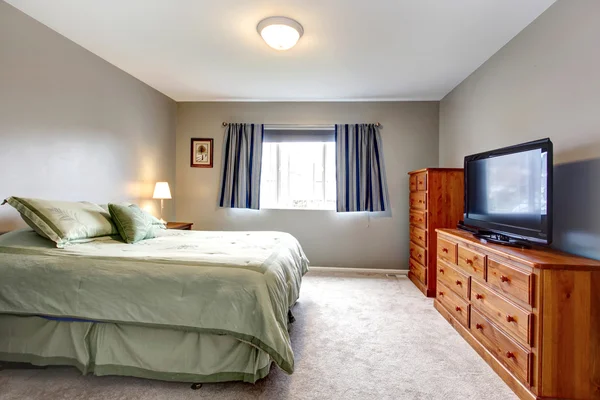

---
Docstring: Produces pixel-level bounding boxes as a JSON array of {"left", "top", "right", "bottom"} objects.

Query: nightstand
[{"left": 166, "top": 222, "right": 193, "bottom": 230}]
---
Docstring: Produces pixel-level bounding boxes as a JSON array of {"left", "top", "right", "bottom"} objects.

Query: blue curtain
[
  {"left": 219, "top": 123, "right": 264, "bottom": 209},
  {"left": 335, "top": 124, "right": 389, "bottom": 212}
]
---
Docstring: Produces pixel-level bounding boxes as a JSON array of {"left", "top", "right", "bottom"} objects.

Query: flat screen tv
[{"left": 463, "top": 138, "right": 553, "bottom": 246}]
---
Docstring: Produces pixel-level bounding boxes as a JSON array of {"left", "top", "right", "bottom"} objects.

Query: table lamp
[{"left": 152, "top": 182, "right": 171, "bottom": 223}]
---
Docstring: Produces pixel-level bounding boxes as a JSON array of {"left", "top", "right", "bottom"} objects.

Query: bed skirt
[{"left": 0, "top": 314, "right": 272, "bottom": 383}]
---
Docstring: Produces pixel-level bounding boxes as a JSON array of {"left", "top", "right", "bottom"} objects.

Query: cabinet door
[
  {"left": 471, "top": 308, "right": 531, "bottom": 385},
  {"left": 409, "top": 210, "right": 427, "bottom": 229},
  {"left": 410, "top": 192, "right": 427, "bottom": 210},
  {"left": 409, "top": 175, "right": 417, "bottom": 192},
  {"left": 487, "top": 259, "right": 533, "bottom": 306},
  {"left": 416, "top": 172, "right": 427, "bottom": 191},
  {"left": 457, "top": 246, "right": 486, "bottom": 280},
  {"left": 409, "top": 258, "right": 427, "bottom": 284},
  {"left": 410, "top": 225, "right": 427, "bottom": 248},
  {"left": 437, "top": 237, "right": 458, "bottom": 264},
  {"left": 409, "top": 242, "right": 427, "bottom": 266},
  {"left": 437, "top": 259, "right": 470, "bottom": 300}
]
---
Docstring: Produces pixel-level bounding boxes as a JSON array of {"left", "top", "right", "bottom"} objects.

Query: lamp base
[{"left": 160, "top": 199, "right": 165, "bottom": 223}]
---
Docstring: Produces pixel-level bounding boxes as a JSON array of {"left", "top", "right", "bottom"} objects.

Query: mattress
[{"left": 0, "top": 228, "right": 309, "bottom": 377}]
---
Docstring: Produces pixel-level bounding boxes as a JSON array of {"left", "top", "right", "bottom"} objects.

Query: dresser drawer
[
  {"left": 409, "top": 242, "right": 427, "bottom": 266},
  {"left": 457, "top": 245, "right": 486, "bottom": 280},
  {"left": 437, "top": 282, "right": 469, "bottom": 327},
  {"left": 416, "top": 172, "right": 427, "bottom": 191},
  {"left": 471, "top": 308, "right": 532, "bottom": 385},
  {"left": 409, "top": 258, "right": 427, "bottom": 284},
  {"left": 471, "top": 280, "right": 532, "bottom": 346},
  {"left": 437, "top": 237, "right": 457, "bottom": 264},
  {"left": 437, "top": 259, "right": 469, "bottom": 300},
  {"left": 409, "top": 210, "right": 427, "bottom": 229},
  {"left": 409, "top": 174, "right": 417, "bottom": 192},
  {"left": 409, "top": 191, "right": 427, "bottom": 210},
  {"left": 487, "top": 259, "right": 533, "bottom": 306},
  {"left": 410, "top": 225, "right": 427, "bottom": 248}
]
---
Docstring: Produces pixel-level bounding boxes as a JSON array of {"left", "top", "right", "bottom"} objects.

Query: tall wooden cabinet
[{"left": 407, "top": 168, "right": 464, "bottom": 297}]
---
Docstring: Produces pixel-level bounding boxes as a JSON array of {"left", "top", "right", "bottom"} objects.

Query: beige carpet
[{"left": 0, "top": 272, "right": 516, "bottom": 400}]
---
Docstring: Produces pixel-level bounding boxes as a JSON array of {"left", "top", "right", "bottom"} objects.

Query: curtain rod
[{"left": 222, "top": 122, "right": 381, "bottom": 128}]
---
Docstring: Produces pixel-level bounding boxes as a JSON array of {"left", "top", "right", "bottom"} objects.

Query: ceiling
[{"left": 6, "top": 0, "right": 556, "bottom": 101}]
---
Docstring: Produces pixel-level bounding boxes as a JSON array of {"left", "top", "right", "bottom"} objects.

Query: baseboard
[{"left": 307, "top": 266, "right": 408, "bottom": 276}]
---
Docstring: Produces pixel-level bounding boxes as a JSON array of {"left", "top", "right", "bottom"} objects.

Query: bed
[{"left": 0, "top": 228, "right": 309, "bottom": 383}]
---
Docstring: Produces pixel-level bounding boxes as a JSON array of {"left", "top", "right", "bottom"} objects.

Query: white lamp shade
[
  {"left": 257, "top": 17, "right": 303, "bottom": 51},
  {"left": 152, "top": 182, "right": 172, "bottom": 199}
]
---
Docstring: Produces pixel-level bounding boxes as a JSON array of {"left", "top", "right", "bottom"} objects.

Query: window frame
[{"left": 260, "top": 126, "right": 336, "bottom": 211}]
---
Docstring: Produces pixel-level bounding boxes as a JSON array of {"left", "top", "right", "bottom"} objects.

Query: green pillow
[
  {"left": 3, "top": 197, "right": 117, "bottom": 248},
  {"left": 108, "top": 203, "right": 160, "bottom": 244},
  {"left": 99, "top": 203, "right": 166, "bottom": 229}
]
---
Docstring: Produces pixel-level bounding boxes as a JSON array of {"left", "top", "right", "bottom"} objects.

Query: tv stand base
[{"left": 473, "top": 232, "right": 532, "bottom": 249}]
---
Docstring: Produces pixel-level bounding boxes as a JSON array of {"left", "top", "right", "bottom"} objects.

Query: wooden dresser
[
  {"left": 407, "top": 168, "right": 464, "bottom": 297},
  {"left": 434, "top": 229, "right": 600, "bottom": 400}
]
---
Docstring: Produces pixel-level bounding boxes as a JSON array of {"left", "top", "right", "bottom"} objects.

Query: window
[{"left": 260, "top": 128, "right": 336, "bottom": 210}]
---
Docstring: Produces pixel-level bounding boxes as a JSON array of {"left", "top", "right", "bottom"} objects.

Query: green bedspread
[{"left": 0, "top": 229, "right": 309, "bottom": 374}]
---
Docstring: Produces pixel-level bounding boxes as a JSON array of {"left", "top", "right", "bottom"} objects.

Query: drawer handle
[
  {"left": 475, "top": 293, "right": 483, "bottom": 300},
  {"left": 506, "top": 315, "right": 515, "bottom": 323},
  {"left": 455, "top": 306, "right": 461, "bottom": 312},
  {"left": 418, "top": 236, "right": 423, "bottom": 240},
  {"left": 465, "top": 259, "right": 474, "bottom": 265},
  {"left": 455, "top": 280, "right": 462, "bottom": 286},
  {"left": 442, "top": 248, "right": 449, "bottom": 253},
  {"left": 439, "top": 268, "right": 444, "bottom": 274},
  {"left": 500, "top": 275, "right": 510, "bottom": 283},
  {"left": 475, "top": 323, "right": 483, "bottom": 330},
  {"left": 439, "top": 291, "right": 444, "bottom": 296},
  {"left": 505, "top": 351, "right": 515, "bottom": 359},
  {"left": 418, "top": 254, "right": 422, "bottom": 259}
]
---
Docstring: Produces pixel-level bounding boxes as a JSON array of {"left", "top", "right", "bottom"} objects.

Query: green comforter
[{"left": 0, "top": 229, "right": 309, "bottom": 374}]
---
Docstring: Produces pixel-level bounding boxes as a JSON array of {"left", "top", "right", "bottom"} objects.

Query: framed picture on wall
[{"left": 190, "top": 138, "right": 214, "bottom": 168}]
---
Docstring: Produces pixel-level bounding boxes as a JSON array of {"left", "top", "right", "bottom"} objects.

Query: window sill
[{"left": 260, "top": 207, "right": 336, "bottom": 211}]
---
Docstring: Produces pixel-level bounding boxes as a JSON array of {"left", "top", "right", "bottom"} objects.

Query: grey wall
[
  {"left": 176, "top": 102, "right": 439, "bottom": 269},
  {"left": 0, "top": 1, "right": 177, "bottom": 231},
  {"left": 439, "top": 0, "right": 600, "bottom": 259}
]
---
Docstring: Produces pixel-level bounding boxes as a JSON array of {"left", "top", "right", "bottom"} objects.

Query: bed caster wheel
[{"left": 191, "top": 383, "right": 203, "bottom": 390}]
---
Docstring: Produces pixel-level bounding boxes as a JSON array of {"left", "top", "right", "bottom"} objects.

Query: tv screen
[{"left": 464, "top": 138, "right": 553, "bottom": 245}]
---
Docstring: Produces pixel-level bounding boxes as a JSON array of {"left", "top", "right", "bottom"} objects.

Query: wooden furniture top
[
  {"left": 407, "top": 167, "right": 464, "bottom": 174},
  {"left": 437, "top": 229, "right": 600, "bottom": 270},
  {"left": 166, "top": 222, "right": 194, "bottom": 230}
]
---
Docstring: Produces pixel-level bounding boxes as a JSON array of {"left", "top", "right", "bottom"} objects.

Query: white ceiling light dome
[{"left": 257, "top": 16, "right": 304, "bottom": 51}]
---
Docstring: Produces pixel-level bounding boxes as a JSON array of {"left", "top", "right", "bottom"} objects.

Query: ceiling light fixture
[{"left": 257, "top": 16, "right": 304, "bottom": 51}]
